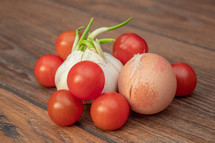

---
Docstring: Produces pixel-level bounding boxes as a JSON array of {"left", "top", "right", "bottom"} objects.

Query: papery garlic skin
[
  {"left": 55, "top": 51, "right": 83, "bottom": 90},
  {"left": 55, "top": 49, "right": 123, "bottom": 93},
  {"left": 101, "top": 52, "right": 123, "bottom": 92}
]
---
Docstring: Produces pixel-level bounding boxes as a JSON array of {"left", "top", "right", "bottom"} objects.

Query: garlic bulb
[
  {"left": 55, "top": 49, "right": 123, "bottom": 93},
  {"left": 54, "top": 17, "right": 132, "bottom": 103}
]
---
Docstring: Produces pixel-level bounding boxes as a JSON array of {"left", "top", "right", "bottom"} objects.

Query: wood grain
[
  {"left": 54, "top": 0, "right": 215, "bottom": 51},
  {"left": 0, "top": 0, "right": 215, "bottom": 142},
  {"left": 0, "top": 89, "right": 107, "bottom": 143}
]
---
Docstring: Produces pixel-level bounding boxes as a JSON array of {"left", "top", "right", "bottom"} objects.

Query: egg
[{"left": 118, "top": 53, "right": 177, "bottom": 114}]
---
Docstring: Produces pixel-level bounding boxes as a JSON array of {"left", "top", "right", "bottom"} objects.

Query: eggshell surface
[{"left": 118, "top": 53, "right": 177, "bottom": 114}]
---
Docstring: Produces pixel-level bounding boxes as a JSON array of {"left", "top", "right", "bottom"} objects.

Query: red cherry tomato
[
  {"left": 34, "top": 54, "right": 63, "bottom": 87},
  {"left": 47, "top": 90, "right": 83, "bottom": 126},
  {"left": 171, "top": 62, "right": 197, "bottom": 96},
  {"left": 67, "top": 61, "right": 105, "bottom": 101},
  {"left": 55, "top": 30, "right": 82, "bottom": 60},
  {"left": 113, "top": 33, "right": 148, "bottom": 65},
  {"left": 90, "top": 92, "right": 130, "bottom": 130}
]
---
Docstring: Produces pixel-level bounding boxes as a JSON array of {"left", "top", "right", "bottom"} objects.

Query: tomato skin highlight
[
  {"left": 172, "top": 62, "right": 197, "bottom": 96},
  {"left": 47, "top": 90, "right": 83, "bottom": 126},
  {"left": 113, "top": 33, "right": 148, "bottom": 65},
  {"left": 67, "top": 61, "right": 105, "bottom": 101},
  {"left": 34, "top": 54, "right": 63, "bottom": 87},
  {"left": 55, "top": 30, "right": 82, "bottom": 60},
  {"left": 90, "top": 92, "right": 130, "bottom": 130}
]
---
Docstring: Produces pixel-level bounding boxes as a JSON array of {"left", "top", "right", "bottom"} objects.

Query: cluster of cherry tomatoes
[{"left": 34, "top": 30, "right": 197, "bottom": 130}]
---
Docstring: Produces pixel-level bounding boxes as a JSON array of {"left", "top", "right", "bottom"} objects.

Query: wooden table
[{"left": 0, "top": 0, "right": 214, "bottom": 142}]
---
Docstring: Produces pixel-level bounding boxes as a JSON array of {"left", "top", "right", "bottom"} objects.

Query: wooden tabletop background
[{"left": 0, "top": 0, "right": 215, "bottom": 142}]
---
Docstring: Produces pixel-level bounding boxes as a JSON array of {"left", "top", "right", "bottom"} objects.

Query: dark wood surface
[{"left": 0, "top": 0, "right": 215, "bottom": 142}]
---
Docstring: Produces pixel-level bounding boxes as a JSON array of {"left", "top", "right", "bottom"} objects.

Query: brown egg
[{"left": 118, "top": 53, "right": 177, "bottom": 114}]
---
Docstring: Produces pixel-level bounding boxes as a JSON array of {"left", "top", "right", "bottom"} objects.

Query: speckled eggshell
[{"left": 118, "top": 53, "right": 177, "bottom": 114}]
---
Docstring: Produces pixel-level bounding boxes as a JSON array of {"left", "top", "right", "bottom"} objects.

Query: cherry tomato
[
  {"left": 113, "top": 33, "right": 148, "bottom": 65},
  {"left": 34, "top": 54, "right": 63, "bottom": 87},
  {"left": 171, "top": 62, "right": 197, "bottom": 96},
  {"left": 90, "top": 92, "right": 130, "bottom": 130},
  {"left": 67, "top": 61, "right": 105, "bottom": 101},
  {"left": 47, "top": 90, "right": 83, "bottom": 126},
  {"left": 55, "top": 30, "right": 82, "bottom": 60}
]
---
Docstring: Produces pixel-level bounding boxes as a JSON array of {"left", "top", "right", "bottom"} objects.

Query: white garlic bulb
[{"left": 55, "top": 49, "right": 123, "bottom": 94}]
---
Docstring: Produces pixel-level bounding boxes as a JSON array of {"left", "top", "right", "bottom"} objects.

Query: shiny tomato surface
[
  {"left": 55, "top": 30, "right": 82, "bottom": 60},
  {"left": 34, "top": 54, "right": 63, "bottom": 87},
  {"left": 91, "top": 92, "right": 130, "bottom": 130},
  {"left": 67, "top": 61, "right": 105, "bottom": 101},
  {"left": 47, "top": 90, "right": 83, "bottom": 126},
  {"left": 113, "top": 33, "right": 148, "bottom": 64},
  {"left": 172, "top": 62, "right": 197, "bottom": 96}
]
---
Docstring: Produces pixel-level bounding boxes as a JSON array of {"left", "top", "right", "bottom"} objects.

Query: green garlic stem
[
  {"left": 76, "top": 18, "right": 94, "bottom": 52},
  {"left": 89, "top": 17, "right": 133, "bottom": 39},
  {"left": 79, "top": 45, "right": 85, "bottom": 51},
  {"left": 93, "top": 39, "right": 106, "bottom": 61},
  {"left": 72, "top": 26, "right": 84, "bottom": 52},
  {"left": 99, "top": 38, "right": 115, "bottom": 44},
  {"left": 79, "top": 18, "right": 94, "bottom": 42},
  {"left": 89, "top": 27, "right": 108, "bottom": 40},
  {"left": 79, "top": 40, "right": 95, "bottom": 50},
  {"left": 109, "top": 17, "right": 133, "bottom": 31}
]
